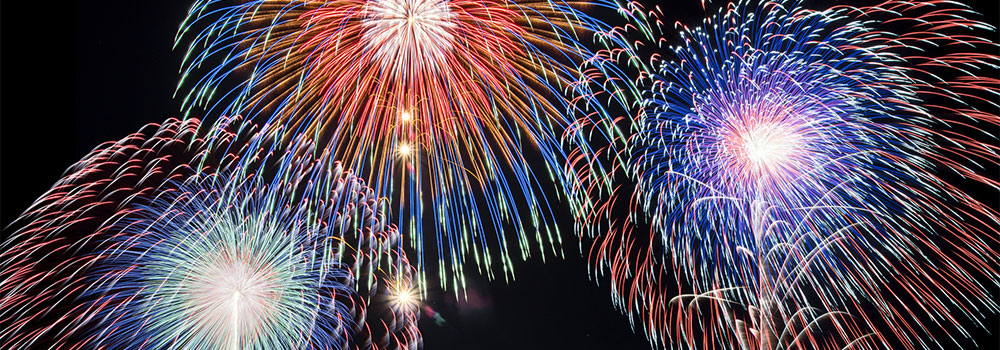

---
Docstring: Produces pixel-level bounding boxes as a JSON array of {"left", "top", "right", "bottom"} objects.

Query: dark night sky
[{"left": 1, "top": 1, "right": 997, "bottom": 349}]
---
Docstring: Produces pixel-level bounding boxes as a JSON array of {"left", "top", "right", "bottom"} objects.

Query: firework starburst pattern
[
  {"left": 2, "top": 118, "right": 419, "bottom": 349},
  {"left": 579, "top": 0, "right": 999, "bottom": 349},
  {"left": 1, "top": 0, "right": 997, "bottom": 349},
  {"left": 174, "top": 0, "right": 640, "bottom": 289}
]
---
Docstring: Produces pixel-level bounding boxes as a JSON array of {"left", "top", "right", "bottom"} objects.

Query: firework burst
[
  {"left": 175, "top": 0, "right": 640, "bottom": 288},
  {"left": 583, "top": 1, "right": 1000, "bottom": 348},
  {"left": 1, "top": 117, "right": 420, "bottom": 350},
  {"left": 78, "top": 166, "right": 418, "bottom": 350}
]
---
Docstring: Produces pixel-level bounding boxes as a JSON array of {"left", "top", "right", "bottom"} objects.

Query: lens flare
[{"left": 389, "top": 283, "right": 420, "bottom": 313}]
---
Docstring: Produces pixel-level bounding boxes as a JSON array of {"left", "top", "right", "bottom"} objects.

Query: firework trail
[
  {"left": 174, "top": 0, "right": 641, "bottom": 289},
  {"left": 0, "top": 117, "right": 420, "bottom": 350},
  {"left": 580, "top": 1, "right": 1000, "bottom": 348}
]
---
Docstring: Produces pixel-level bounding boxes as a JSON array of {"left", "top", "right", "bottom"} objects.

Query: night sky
[{"left": 1, "top": 1, "right": 997, "bottom": 349}]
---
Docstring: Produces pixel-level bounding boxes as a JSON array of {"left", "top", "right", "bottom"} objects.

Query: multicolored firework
[
  {"left": 0, "top": 117, "right": 420, "bottom": 350},
  {"left": 174, "top": 0, "right": 640, "bottom": 288},
  {"left": 583, "top": 0, "right": 1000, "bottom": 348},
  {"left": 79, "top": 167, "right": 418, "bottom": 350}
]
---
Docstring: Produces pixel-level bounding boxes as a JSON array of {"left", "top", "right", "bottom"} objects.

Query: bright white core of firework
[
  {"left": 187, "top": 253, "right": 281, "bottom": 349},
  {"left": 743, "top": 125, "right": 797, "bottom": 165},
  {"left": 719, "top": 119, "right": 804, "bottom": 180},
  {"left": 362, "top": 0, "right": 456, "bottom": 74}
]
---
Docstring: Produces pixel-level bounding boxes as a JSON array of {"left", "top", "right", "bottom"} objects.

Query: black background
[{"left": 1, "top": 1, "right": 997, "bottom": 349}]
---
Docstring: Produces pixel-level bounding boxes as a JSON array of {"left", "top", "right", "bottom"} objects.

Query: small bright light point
[
  {"left": 398, "top": 143, "right": 412, "bottom": 156},
  {"left": 390, "top": 287, "right": 419, "bottom": 311},
  {"left": 401, "top": 111, "right": 412, "bottom": 122},
  {"left": 397, "top": 291, "right": 413, "bottom": 304}
]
